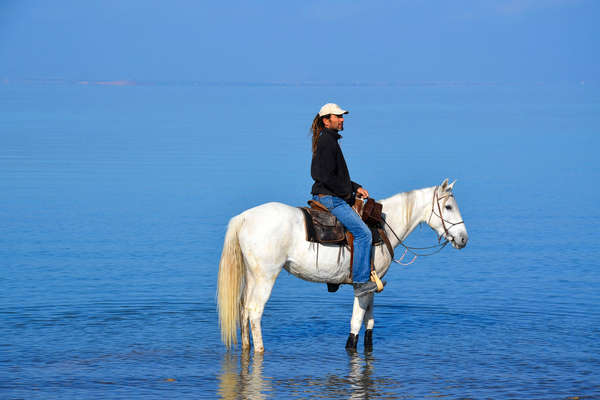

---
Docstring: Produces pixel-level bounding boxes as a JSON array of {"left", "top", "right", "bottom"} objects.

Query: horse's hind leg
[
  {"left": 245, "top": 276, "right": 276, "bottom": 353},
  {"left": 240, "top": 276, "right": 251, "bottom": 350},
  {"left": 241, "top": 308, "right": 250, "bottom": 350}
]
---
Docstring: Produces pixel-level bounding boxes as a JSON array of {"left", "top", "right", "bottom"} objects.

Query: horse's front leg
[
  {"left": 363, "top": 295, "right": 374, "bottom": 351},
  {"left": 346, "top": 293, "right": 373, "bottom": 351}
]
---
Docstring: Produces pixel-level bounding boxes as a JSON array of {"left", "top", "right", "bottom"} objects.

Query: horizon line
[{"left": 1, "top": 77, "right": 595, "bottom": 88}]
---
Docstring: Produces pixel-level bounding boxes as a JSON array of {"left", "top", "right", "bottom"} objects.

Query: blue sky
[{"left": 0, "top": 0, "right": 598, "bottom": 83}]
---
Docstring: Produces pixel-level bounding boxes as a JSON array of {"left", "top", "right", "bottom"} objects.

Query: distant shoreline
[{"left": 1, "top": 78, "right": 595, "bottom": 88}]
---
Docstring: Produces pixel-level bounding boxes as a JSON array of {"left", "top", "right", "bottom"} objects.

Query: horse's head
[{"left": 427, "top": 178, "right": 469, "bottom": 249}]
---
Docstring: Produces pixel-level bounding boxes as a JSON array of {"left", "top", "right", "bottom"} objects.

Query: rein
[
  {"left": 383, "top": 219, "right": 448, "bottom": 265},
  {"left": 383, "top": 186, "right": 463, "bottom": 266}
]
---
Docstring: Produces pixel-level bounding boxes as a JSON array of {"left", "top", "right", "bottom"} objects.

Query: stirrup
[{"left": 370, "top": 270, "right": 384, "bottom": 292}]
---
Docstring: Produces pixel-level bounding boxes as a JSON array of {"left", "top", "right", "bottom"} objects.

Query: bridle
[
  {"left": 427, "top": 187, "right": 465, "bottom": 244},
  {"left": 383, "top": 186, "right": 464, "bottom": 265}
]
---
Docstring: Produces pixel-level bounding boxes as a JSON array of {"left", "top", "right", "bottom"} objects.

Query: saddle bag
[
  {"left": 300, "top": 201, "right": 346, "bottom": 244},
  {"left": 309, "top": 209, "right": 345, "bottom": 243},
  {"left": 362, "top": 198, "right": 383, "bottom": 226}
]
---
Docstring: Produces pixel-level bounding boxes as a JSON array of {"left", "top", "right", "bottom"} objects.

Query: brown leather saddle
[{"left": 299, "top": 197, "right": 394, "bottom": 291}]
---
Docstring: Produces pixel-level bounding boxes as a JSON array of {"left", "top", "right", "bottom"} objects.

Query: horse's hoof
[
  {"left": 364, "top": 329, "right": 373, "bottom": 351},
  {"left": 345, "top": 333, "right": 358, "bottom": 350}
]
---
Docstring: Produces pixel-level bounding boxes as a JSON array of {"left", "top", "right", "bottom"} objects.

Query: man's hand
[{"left": 357, "top": 187, "right": 369, "bottom": 199}]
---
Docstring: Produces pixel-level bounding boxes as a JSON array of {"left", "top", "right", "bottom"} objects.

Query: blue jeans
[{"left": 313, "top": 195, "right": 372, "bottom": 282}]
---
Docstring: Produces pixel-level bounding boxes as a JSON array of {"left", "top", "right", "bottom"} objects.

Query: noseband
[{"left": 427, "top": 186, "right": 465, "bottom": 243}]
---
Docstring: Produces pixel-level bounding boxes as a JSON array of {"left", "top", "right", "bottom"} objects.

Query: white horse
[{"left": 217, "top": 179, "right": 468, "bottom": 353}]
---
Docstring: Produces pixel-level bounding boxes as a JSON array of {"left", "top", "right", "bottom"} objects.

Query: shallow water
[{"left": 1, "top": 83, "right": 599, "bottom": 399}]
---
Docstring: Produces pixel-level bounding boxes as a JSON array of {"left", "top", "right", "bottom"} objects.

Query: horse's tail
[{"left": 217, "top": 214, "right": 245, "bottom": 348}]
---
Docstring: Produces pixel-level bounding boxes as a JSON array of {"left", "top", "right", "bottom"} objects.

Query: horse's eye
[{"left": 445, "top": 205, "right": 452, "bottom": 210}]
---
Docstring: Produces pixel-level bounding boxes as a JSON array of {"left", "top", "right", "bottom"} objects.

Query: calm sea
[{"left": 1, "top": 82, "right": 599, "bottom": 399}]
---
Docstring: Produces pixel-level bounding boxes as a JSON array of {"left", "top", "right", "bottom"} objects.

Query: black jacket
[{"left": 311, "top": 128, "right": 361, "bottom": 202}]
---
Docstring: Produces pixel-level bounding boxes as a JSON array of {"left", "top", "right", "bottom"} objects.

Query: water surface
[{"left": 1, "top": 83, "right": 599, "bottom": 399}]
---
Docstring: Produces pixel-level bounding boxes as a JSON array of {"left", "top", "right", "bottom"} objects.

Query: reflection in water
[
  {"left": 218, "top": 349, "right": 452, "bottom": 398},
  {"left": 219, "top": 349, "right": 407, "bottom": 399},
  {"left": 347, "top": 350, "right": 376, "bottom": 399},
  {"left": 218, "top": 351, "right": 271, "bottom": 400}
]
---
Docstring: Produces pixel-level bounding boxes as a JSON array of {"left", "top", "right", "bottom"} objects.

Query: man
[{"left": 309, "top": 103, "right": 382, "bottom": 297}]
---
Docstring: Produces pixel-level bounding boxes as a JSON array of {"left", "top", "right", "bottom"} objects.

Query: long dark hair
[{"left": 310, "top": 113, "right": 328, "bottom": 154}]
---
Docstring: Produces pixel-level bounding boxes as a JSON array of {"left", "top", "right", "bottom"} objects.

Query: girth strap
[
  {"left": 347, "top": 232, "right": 354, "bottom": 280},
  {"left": 377, "top": 228, "right": 394, "bottom": 260}
]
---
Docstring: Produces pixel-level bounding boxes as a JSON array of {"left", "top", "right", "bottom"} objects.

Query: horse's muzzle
[{"left": 450, "top": 232, "right": 468, "bottom": 249}]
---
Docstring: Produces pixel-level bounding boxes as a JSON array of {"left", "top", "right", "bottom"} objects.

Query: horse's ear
[
  {"left": 440, "top": 178, "right": 449, "bottom": 191},
  {"left": 448, "top": 180, "right": 456, "bottom": 191}
]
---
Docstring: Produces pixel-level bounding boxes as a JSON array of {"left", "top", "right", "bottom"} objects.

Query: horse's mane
[{"left": 381, "top": 189, "right": 420, "bottom": 226}]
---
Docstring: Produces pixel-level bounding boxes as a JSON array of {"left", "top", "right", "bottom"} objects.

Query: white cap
[{"left": 318, "top": 103, "right": 349, "bottom": 117}]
